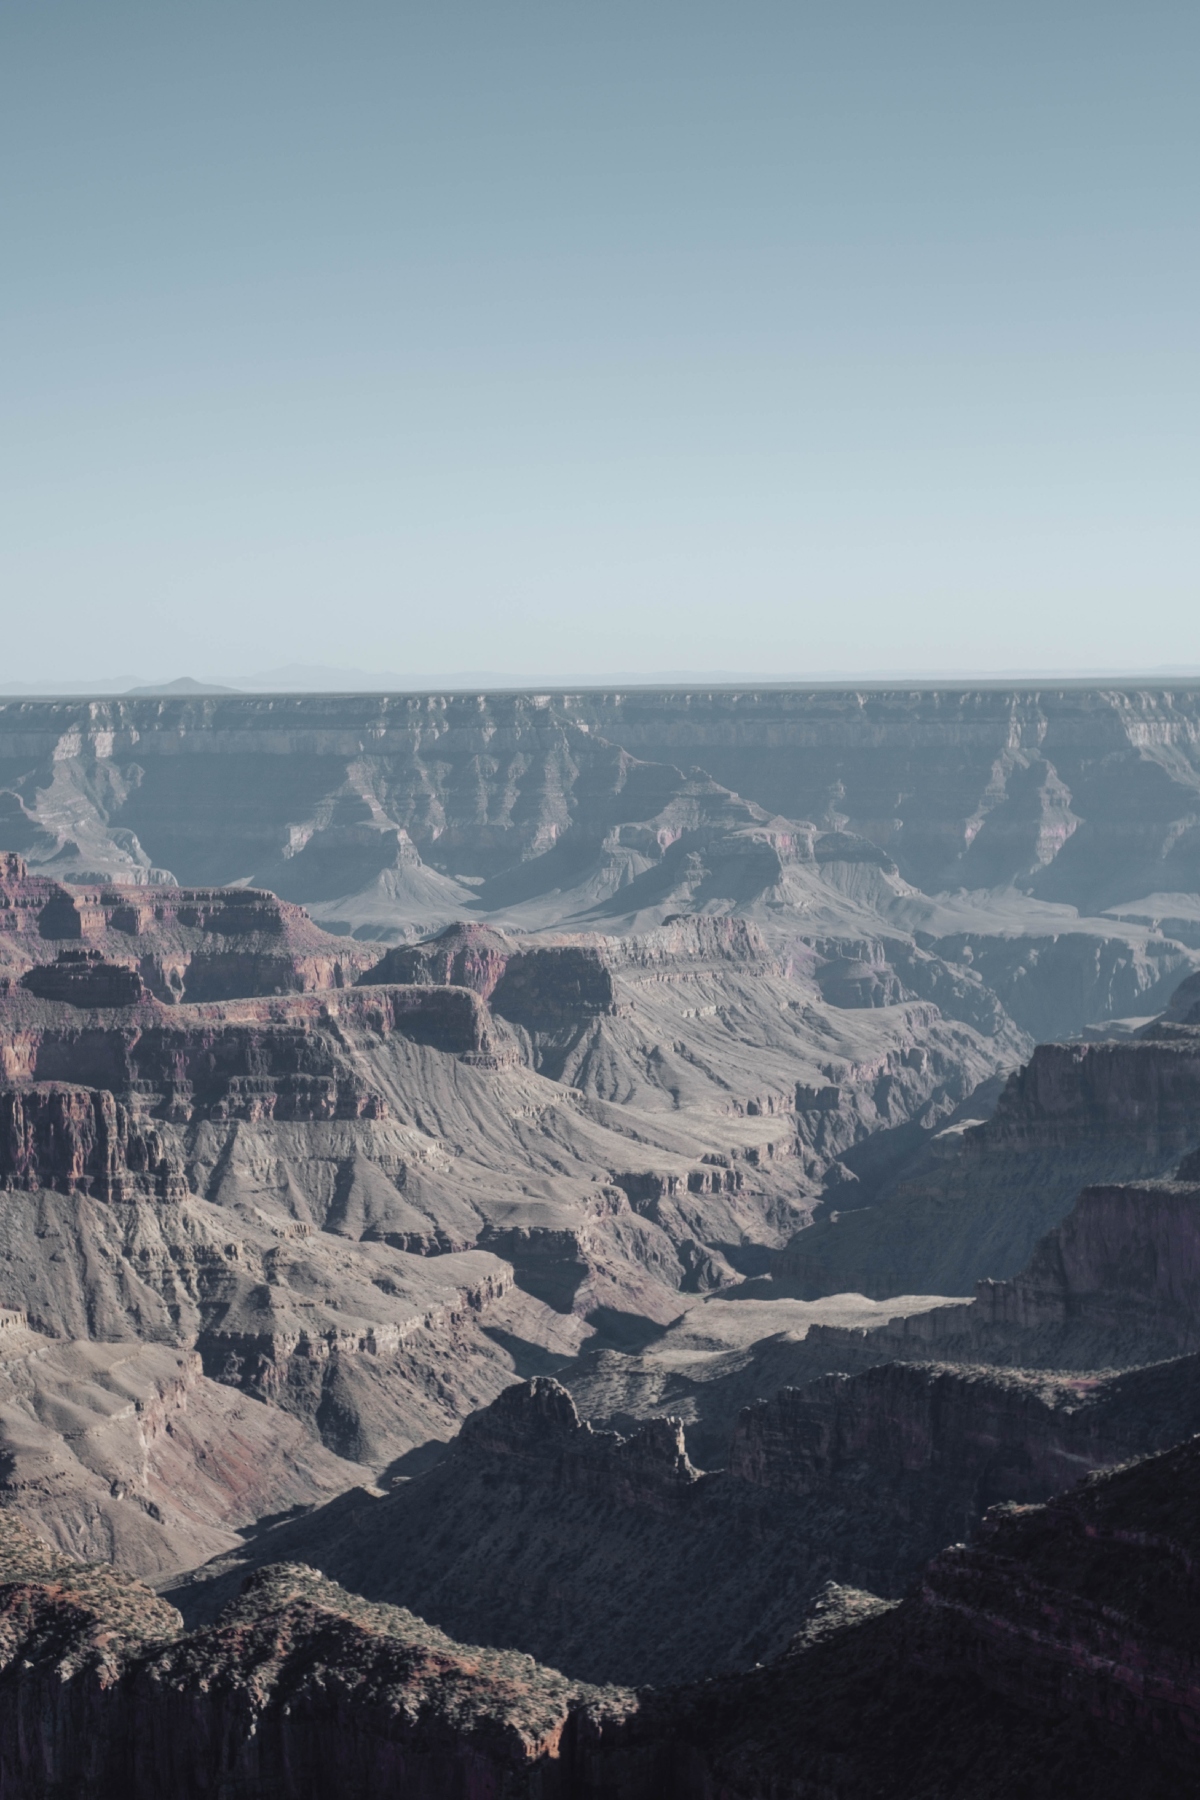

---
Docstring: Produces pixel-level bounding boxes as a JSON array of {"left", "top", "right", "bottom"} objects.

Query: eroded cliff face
[
  {"left": 0, "top": 903, "right": 1181, "bottom": 1594},
  {"left": 4, "top": 1428, "right": 1200, "bottom": 1800},
  {"left": 0, "top": 1084, "right": 183, "bottom": 1200},
  {"left": 0, "top": 1339, "right": 363, "bottom": 1576},
  {"left": 0, "top": 1518, "right": 637, "bottom": 1800},
  {"left": 728, "top": 1356, "right": 1200, "bottom": 1521},
  {"left": 4, "top": 691, "right": 1200, "bottom": 1786},
  {"left": 814, "top": 1175, "right": 1200, "bottom": 1372},
  {"left": 165, "top": 1353, "right": 1200, "bottom": 1689},
  {"left": 785, "top": 1025, "right": 1200, "bottom": 1297},
  {"left": 0, "top": 857, "right": 377, "bottom": 1001},
  {"left": 0, "top": 891, "right": 1020, "bottom": 1380},
  {"left": 639, "top": 1434, "right": 1200, "bottom": 1798},
  {"left": 0, "top": 985, "right": 509, "bottom": 1113},
  {"left": 0, "top": 907, "right": 1018, "bottom": 1576},
  {"left": 2, "top": 689, "right": 1199, "bottom": 1047},
  {"left": 5, "top": 686, "right": 1200, "bottom": 907}
]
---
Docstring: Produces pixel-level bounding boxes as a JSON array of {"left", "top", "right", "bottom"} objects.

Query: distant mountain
[{"left": 125, "top": 677, "right": 238, "bottom": 696}]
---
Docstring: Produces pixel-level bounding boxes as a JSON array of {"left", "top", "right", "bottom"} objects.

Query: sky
[{"left": 2, "top": 0, "right": 1198, "bottom": 687}]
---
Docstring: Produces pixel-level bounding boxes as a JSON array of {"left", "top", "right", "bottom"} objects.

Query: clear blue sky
[{"left": 2, "top": 1, "right": 1197, "bottom": 685}]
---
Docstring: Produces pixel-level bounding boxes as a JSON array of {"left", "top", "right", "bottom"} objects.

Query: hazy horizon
[{"left": 7, "top": 661, "right": 1200, "bottom": 699}]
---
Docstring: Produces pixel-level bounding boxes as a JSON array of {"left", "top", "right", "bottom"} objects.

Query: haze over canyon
[{"left": 2, "top": 683, "right": 1200, "bottom": 1795}]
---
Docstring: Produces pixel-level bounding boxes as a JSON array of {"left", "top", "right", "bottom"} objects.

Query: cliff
[
  {"left": 0, "top": 1083, "right": 183, "bottom": 1200},
  {"left": 4, "top": 686, "right": 1200, "bottom": 910},
  {"left": 165, "top": 1357, "right": 1200, "bottom": 1687},
  {"left": 0, "top": 1340, "right": 362, "bottom": 1577},
  {"left": 0, "top": 983, "right": 512, "bottom": 1120},
  {"left": 811, "top": 1175, "right": 1200, "bottom": 1370},
  {"left": 0, "top": 857, "right": 378, "bottom": 1001},
  {"left": 362, "top": 921, "right": 620, "bottom": 1034},
  {"left": 1, "top": 690, "right": 1199, "bottom": 1046},
  {"left": 5, "top": 1435, "right": 1200, "bottom": 1798},
  {"left": 0, "top": 1519, "right": 634, "bottom": 1800},
  {"left": 634, "top": 1433, "right": 1200, "bottom": 1797},
  {"left": 785, "top": 1025, "right": 1200, "bottom": 1296},
  {"left": 729, "top": 1354, "right": 1200, "bottom": 1522}
]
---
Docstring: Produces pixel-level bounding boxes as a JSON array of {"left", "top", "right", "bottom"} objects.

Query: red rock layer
[{"left": 0, "top": 1085, "right": 183, "bottom": 1200}]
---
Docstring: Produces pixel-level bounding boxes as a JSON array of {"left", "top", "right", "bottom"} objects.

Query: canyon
[{"left": 1, "top": 683, "right": 1200, "bottom": 1793}]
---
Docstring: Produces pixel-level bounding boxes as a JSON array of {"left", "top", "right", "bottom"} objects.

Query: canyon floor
[{"left": 3, "top": 684, "right": 1200, "bottom": 1794}]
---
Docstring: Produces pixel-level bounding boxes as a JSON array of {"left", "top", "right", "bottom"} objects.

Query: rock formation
[
  {"left": 785, "top": 1019, "right": 1200, "bottom": 1296},
  {"left": 808, "top": 1174, "right": 1200, "bottom": 1371},
  {"left": 565, "top": 1126, "right": 1200, "bottom": 1470},
  {"left": 164, "top": 1351, "right": 1200, "bottom": 1687},
  {"left": 0, "top": 868, "right": 1025, "bottom": 1585},
  {"left": 0, "top": 856, "right": 377, "bottom": 1001},
  {"left": 2, "top": 686, "right": 1200, "bottom": 1787},
  {"left": 4, "top": 1432, "right": 1200, "bottom": 1797},
  {"left": 2, "top": 688, "right": 1199, "bottom": 1045},
  {"left": 0, "top": 1083, "right": 183, "bottom": 1200},
  {"left": 0, "top": 1337, "right": 361, "bottom": 1576}
]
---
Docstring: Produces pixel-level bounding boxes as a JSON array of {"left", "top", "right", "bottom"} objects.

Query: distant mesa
[{"left": 125, "top": 677, "right": 237, "bottom": 696}]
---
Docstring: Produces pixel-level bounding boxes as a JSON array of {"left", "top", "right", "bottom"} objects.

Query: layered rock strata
[
  {"left": 785, "top": 1023, "right": 1200, "bottom": 1296},
  {"left": 571, "top": 1147, "right": 1200, "bottom": 1462},
  {"left": 166, "top": 1357, "right": 1200, "bottom": 1687},
  {"left": 0, "top": 1338, "right": 361, "bottom": 1576},
  {"left": 5, "top": 1434, "right": 1200, "bottom": 1798},
  {"left": 0, "top": 1083, "right": 184, "bottom": 1199},
  {"left": 0, "top": 857, "right": 377, "bottom": 1001},
  {"left": 808, "top": 1174, "right": 1200, "bottom": 1370},
  {"left": 0, "top": 1518, "right": 635, "bottom": 1800},
  {"left": 3, "top": 686, "right": 1200, "bottom": 912},
  {"left": 4, "top": 689, "right": 1200, "bottom": 1049}
]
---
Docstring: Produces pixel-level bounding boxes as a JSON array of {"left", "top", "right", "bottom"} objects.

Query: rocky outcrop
[
  {"left": 362, "top": 921, "right": 515, "bottom": 997},
  {"left": 729, "top": 1356, "right": 1200, "bottom": 1521},
  {"left": 3, "top": 684, "right": 1200, "bottom": 911},
  {"left": 0, "top": 858, "right": 378, "bottom": 1002},
  {"left": 165, "top": 1355, "right": 1200, "bottom": 1686},
  {"left": 6, "top": 1435, "right": 1200, "bottom": 1798},
  {"left": 197, "top": 1262, "right": 516, "bottom": 1456},
  {"left": 1166, "top": 968, "right": 1200, "bottom": 1024},
  {"left": 0, "top": 857, "right": 83, "bottom": 937},
  {"left": 378, "top": 917, "right": 825, "bottom": 1030},
  {"left": 636, "top": 1434, "right": 1200, "bottom": 1797},
  {"left": 0, "top": 1340, "right": 363, "bottom": 1576},
  {"left": 0, "top": 1084, "right": 184, "bottom": 1200},
  {"left": 786, "top": 1025, "right": 1200, "bottom": 1297},
  {"left": 0, "top": 984, "right": 517, "bottom": 1124},
  {"left": 902, "top": 1436, "right": 1200, "bottom": 1763},
  {"left": 21, "top": 949, "right": 146, "bottom": 1006},
  {"left": 4, "top": 689, "right": 1200, "bottom": 1043},
  {"left": 364, "top": 919, "right": 656, "bottom": 1035},
  {"left": 813, "top": 1175, "right": 1200, "bottom": 1370},
  {"left": 454, "top": 1375, "right": 701, "bottom": 1511},
  {"left": 915, "top": 926, "right": 1194, "bottom": 1041},
  {"left": 0, "top": 1520, "right": 634, "bottom": 1800}
]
